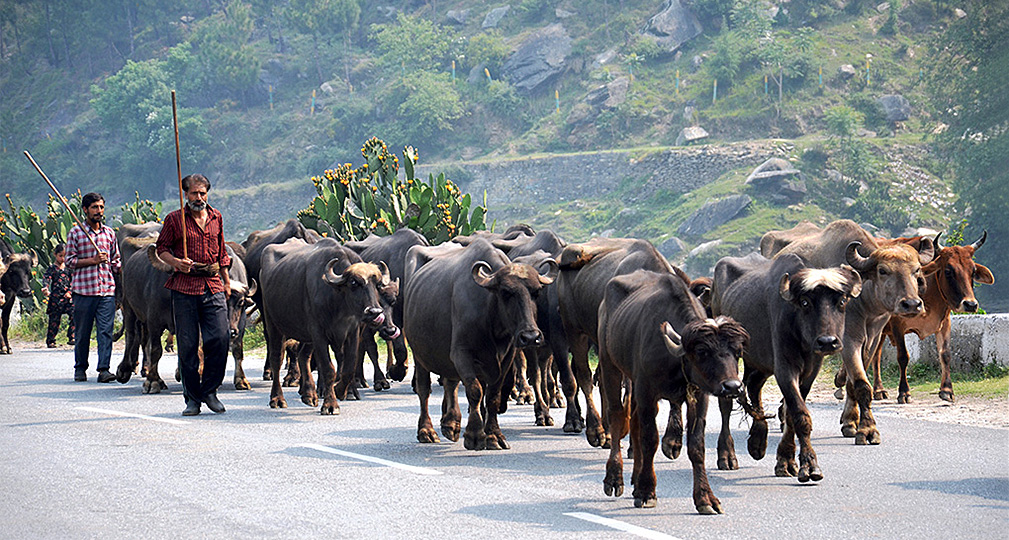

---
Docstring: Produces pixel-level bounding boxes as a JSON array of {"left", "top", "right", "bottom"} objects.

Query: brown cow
[{"left": 864, "top": 231, "right": 994, "bottom": 404}]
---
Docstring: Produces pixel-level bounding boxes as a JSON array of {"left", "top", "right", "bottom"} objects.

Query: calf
[
  {"left": 1, "top": 240, "right": 37, "bottom": 354},
  {"left": 597, "top": 270, "right": 748, "bottom": 512},
  {"left": 403, "top": 238, "right": 556, "bottom": 450},
  {"left": 712, "top": 253, "right": 862, "bottom": 482}
]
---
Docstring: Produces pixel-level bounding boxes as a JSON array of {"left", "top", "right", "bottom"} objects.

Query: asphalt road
[{"left": 2, "top": 346, "right": 1007, "bottom": 540}]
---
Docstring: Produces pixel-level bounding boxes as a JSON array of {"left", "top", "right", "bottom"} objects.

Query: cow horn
[
  {"left": 537, "top": 258, "right": 559, "bottom": 285},
  {"left": 660, "top": 321, "right": 683, "bottom": 356},
  {"left": 916, "top": 236, "right": 936, "bottom": 265},
  {"left": 970, "top": 230, "right": 987, "bottom": 251},
  {"left": 841, "top": 264, "right": 862, "bottom": 298},
  {"left": 779, "top": 273, "right": 793, "bottom": 302},
  {"left": 146, "top": 244, "right": 174, "bottom": 273},
  {"left": 247, "top": 278, "right": 258, "bottom": 297},
  {"left": 323, "top": 258, "right": 345, "bottom": 286},
  {"left": 472, "top": 261, "right": 495, "bottom": 288},
  {"left": 378, "top": 261, "right": 391, "bottom": 287},
  {"left": 845, "top": 242, "right": 874, "bottom": 273},
  {"left": 933, "top": 231, "right": 943, "bottom": 249}
]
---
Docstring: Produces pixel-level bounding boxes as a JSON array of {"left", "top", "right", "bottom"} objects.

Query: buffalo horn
[
  {"left": 29, "top": 249, "right": 38, "bottom": 266},
  {"left": 323, "top": 258, "right": 345, "bottom": 286},
  {"left": 537, "top": 258, "right": 559, "bottom": 285},
  {"left": 778, "top": 273, "right": 793, "bottom": 302},
  {"left": 933, "top": 231, "right": 943, "bottom": 249},
  {"left": 378, "top": 261, "right": 391, "bottom": 287},
  {"left": 845, "top": 241, "right": 874, "bottom": 273},
  {"left": 146, "top": 244, "right": 174, "bottom": 273},
  {"left": 472, "top": 261, "right": 495, "bottom": 288},
  {"left": 840, "top": 264, "right": 863, "bottom": 298},
  {"left": 660, "top": 321, "right": 683, "bottom": 356},
  {"left": 970, "top": 230, "right": 987, "bottom": 251},
  {"left": 247, "top": 278, "right": 258, "bottom": 297}
]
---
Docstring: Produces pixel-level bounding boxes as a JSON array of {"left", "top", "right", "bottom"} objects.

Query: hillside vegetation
[{"left": 1, "top": 0, "right": 1005, "bottom": 308}]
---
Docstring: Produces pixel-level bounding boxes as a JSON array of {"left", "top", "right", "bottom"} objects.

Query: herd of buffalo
[{"left": 0, "top": 216, "right": 994, "bottom": 514}]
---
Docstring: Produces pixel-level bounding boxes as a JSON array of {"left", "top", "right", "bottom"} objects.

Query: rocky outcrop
[
  {"left": 745, "top": 157, "right": 807, "bottom": 203},
  {"left": 677, "top": 195, "right": 752, "bottom": 238},
  {"left": 446, "top": 9, "right": 470, "bottom": 25},
  {"left": 676, "top": 126, "right": 709, "bottom": 145},
  {"left": 566, "top": 77, "right": 629, "bottom": 126},
  {"left": 501, "top": 24, "right": 572, "bottom": 93},
  {"left": 877, "top": 94, "right": 911, "bottom": 122},
  {"left": 483, "top": 6, "right": 511, "bottom": 29},
  {"left": 642, "top": 0, "right": 703, "bottom": 53}
]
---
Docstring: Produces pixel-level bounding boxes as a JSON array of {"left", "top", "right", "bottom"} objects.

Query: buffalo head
[
  {"left": 323, "top": 258, "right": 389, "bottom": 327},
  {"left": 472, "top": 258, "right": 557, "bottom": 349},
  {"left": 661, "top": 316, "right": 748, "bottom": 398},
  {"left": 2, "top": 250, "right": 37, "bottom": 298},
  {"left": 779, "top": 265, "right": 862, "bottom": 354}
]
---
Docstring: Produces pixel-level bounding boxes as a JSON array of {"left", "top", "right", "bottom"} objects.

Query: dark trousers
[
  {"left": 46, "top": 307, "right": 75, "bottom": 345},
  {"left": 172, "top": 289, "right": 228, "bottom": 404},
  {"left": 73, "top": 294, "right": 115, "bottom": 373}
]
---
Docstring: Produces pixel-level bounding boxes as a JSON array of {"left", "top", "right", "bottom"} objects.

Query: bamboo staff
[
  {"left": 23, "top": 150, "right": 102, "bottom": 254},
  {"left": 172, "top": 90, "right": 187, "bottom": 259}
]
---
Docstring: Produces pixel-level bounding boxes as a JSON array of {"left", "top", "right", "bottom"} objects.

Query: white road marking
[
  {"left": 299, "top": 443, "right": 443, "bottom": 476},
  {"left": 564, "top": 512, "right": 686, "bottom": 540},
  {"left": 75, "top": 406, "right": 191, "bottom": 426}
]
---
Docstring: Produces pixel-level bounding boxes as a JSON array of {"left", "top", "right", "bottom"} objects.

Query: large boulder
[
  {"left": 642, "top": 0, "right": 703, "bottom": 53},
  {"left": 745, "top": 157, "right": 807, "bottom": 203},
  {"left": 675, "top": 126, "right": 709, "bottom": 146},
  {"left": 877, "top": 94, "right": 911, "bottom": 122},
  {"left": 502, "top": 24, "right": 572, "bottom": 93},
  {"left": 483, "top": 6, "right": 511, "bottom": 29},
  {"left": 567, "top": 77, "right": 630, "bottom": 126},
  {"left": 677, "top": 195, "right": 752, "bottom": 238},
  {"left": 446, "top": 9, "right": 470, "bottom": 25},
  {"left": 658, "top": 236, "right": 687, "bottom": 261}
]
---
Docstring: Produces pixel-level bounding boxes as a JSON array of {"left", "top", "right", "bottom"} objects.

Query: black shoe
[
  {"left": 97, "top": 370, "right": 117, "bottom": 383},
  {"left": 182, "top": 399, "right": 201, "bottom": 416},
  {"left": 203, "top": 393, "right": 226, "bottom": 414},
  {"left": 67, "top": 340, "right": 75, "bottom": 346},
  {"left": 74, "top": 371, "right": 87, "bottom": 382},
  {"left": 47, "top": 343, "right": 57, "bottom": 349}
]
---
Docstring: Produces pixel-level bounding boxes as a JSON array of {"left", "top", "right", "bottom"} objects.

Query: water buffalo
[
  {"left": 763, "top": 219, "right": 934, "bottom": 445},
  {"left": 556, "top": 237, "right": 686, "bottom": 447},
  {"left": 115, "top": 240, "right": 256, "bottom": 392},
  {"left": 345, "top": 227, "right": 429, "bottom": 388},
  {"left": 597, "top": 270, "right": 748, "bottom": 512},
  {"left": 403, "top": 238, "right": 556, "bottom": 450},
  {"left": 259, "top": 237, "right": 389, "bottom": 414},
  {"left": 864, "top": 231, "right": 994, "bottom": 404},
  {"left": 1, "top": 240, "right": 37, "bottom": 354},
  {"left": 711, "top": 253, "right": 862, "bottom": 482}
]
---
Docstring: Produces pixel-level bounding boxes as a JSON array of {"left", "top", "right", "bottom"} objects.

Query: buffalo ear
[
  {"left": 471, "top": 261, "right": 495, "bottom": 288},
  {"left": 779, "top": 273, "right": 793, "bottom": 302},
  {"left": 660, "top": 322, "right": 683, "bottom": 357},
  {"left": 841, "top": 264, "right": 862, "bottom": 298},
  {"left": 974, "top": 263, "right": 995, "bottom": 285}
]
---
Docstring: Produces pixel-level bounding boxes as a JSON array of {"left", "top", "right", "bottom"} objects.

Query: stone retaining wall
[{"left": 879, "top": 314, "right": 1009, "bottom": 370}]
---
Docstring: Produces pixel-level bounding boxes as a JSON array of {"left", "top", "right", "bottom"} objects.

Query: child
[{"left": 43, "top": 243, "right": 75, "bottom": 348}]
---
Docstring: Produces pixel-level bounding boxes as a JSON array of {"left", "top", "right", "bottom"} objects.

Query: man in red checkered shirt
[
  {"left": 155, "top": 174, "right": 232, "bottom": 416},
  {"left": 65, "top": 192, "right": 121, "bottom": 383}
]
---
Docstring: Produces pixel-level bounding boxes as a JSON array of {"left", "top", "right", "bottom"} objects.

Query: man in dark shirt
[{"left": 155, "top": 174, "right": 232, "bottom": 416}]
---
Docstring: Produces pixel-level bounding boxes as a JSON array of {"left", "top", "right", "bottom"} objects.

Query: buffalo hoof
[
  {"left": 799, "top": 462, "right": 823, "bottom": 483},
  {"left": 374, "top": 377, "right": 390, "bottom": 391},
  {"left": 388, "top": 364, "right": 407, "bottom": 382},
  {"left": 269, "top": 396, "right": 287, "bottom": 409},
  {"left": 939, "top": 390, "right": 955, "bottom": 403},
  {"left": 661, "top": 438, "right": 682, "bottom": 460},
  {"left": 234, "top": 377, "right": 251, "bottom": 391},
  {"left": 319, "top": 401, "right": 341, "bottom": 415},
  {"left": 841, "top": 423, "right": 857, "bottom": 438},
  {"left": 464, "top": 430, "right": 486, "bottom": 451},
  {"left": 897, "top": 393, "right": 911, "bottom": 404},
  {"left": 514, "top": 388, "right": 533, "bottom": 406},
  {"left": 282, "top": 374, "right": 298, "bottom": 388},
  {"left": 833, "top": 387, "right": 845, "bottom": 400},
  {"left": 535, "top": 414, "right": 554, "bottom": 427},
  {"left": 485, "top": 433, "right": 509, "bottom": 450},
  {"left": 441, "top": 423, "right": 461, "bottom": 443},
  {"left": 354, "top": 376, "right": 369, "bottom": 389},
  {"left": 551, "top": 395, "right": 565, "bottom": 408},
  {"left": 263, "top": 370, "right": 273, "bottom": 381},
  {"left": 142, "top": 379, "right": 165, "bottom": 394},
  {"left": 301, "top": 394, "right": 318, "bottom": 407},
  {"left": 174, "top": 369, "right": 181, "bottom": 383},
  {"left": 586, "top": 426, "right": 607, "bottom": 448},
  {"left": 855, "top": 428, "right": 880, "bottom": 445},
  {"left": 603, "top": 478, "right": 624, "bottom": 497},
  {"left": 563, "top": 415, "right": 584, "bottom": 433},
  {"left": 417, "top": 428, "right": 440, "bottom": 444},
  {"left": 775, "top": 458, "right": 798, "bottom": 477},
  {"left": 748, "top": 422, "right": 768, "bottom": 460},
  {"left": 873, "top": 389, "right": 888, "bottom": 400},
  {"left": 116, "top": 365, "right": 133, "bottom": 384},
  {"left": 717, "top": 454, "right": 739, "bottom": 471},
  {"left": 634, "top": 496, "right": 658, "bottom": 509}
]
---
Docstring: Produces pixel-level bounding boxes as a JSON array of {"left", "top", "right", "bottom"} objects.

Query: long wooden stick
[
  {"left": 23, "top": 150, "right": 101, "bottom": 254},
  {"left": 172, "top": 90, "right": 187, "bottom": 259}
]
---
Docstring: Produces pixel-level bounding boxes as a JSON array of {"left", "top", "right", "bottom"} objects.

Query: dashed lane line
[
  {"left": 564, "top": 512, "right": 686, "bottom": 540},
  {"left": 299, "top": 443, "right": 444, "bottom": 476},
  {"left": 74, "top": 406, "right": 191, "bottom": 426}
]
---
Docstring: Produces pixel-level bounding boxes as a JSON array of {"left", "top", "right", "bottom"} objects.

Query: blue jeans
[
  {"left": 172, "top": 289, "right": 228, "bottom": 404},
  {"left": 73, "top": 294, "right": 115, "bottom": 373}
]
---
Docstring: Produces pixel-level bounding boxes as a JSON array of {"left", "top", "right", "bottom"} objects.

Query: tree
[
  {"left": 925, "top": 0, "right": 1009, "bottom": 308},
  {"left": 371, "top": 13, "right": 457, "bottom": 75},
  {"left": 190, "top": 0, "right": 261, "bottom": 100},
  {"left": 286, "top": 0, "right": 360, "bottom": 85}
]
